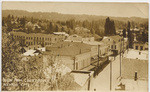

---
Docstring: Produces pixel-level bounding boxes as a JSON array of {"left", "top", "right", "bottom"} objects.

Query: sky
[{"left": 2, "top": 2, "right": 149, "bottom": 18}]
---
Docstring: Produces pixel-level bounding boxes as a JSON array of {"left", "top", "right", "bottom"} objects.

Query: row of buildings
[
  {"left": 11, "top": 31, "right": 149, "bottom": 72},
  {"left": 10, "top": 31, "right": 68, "bottom": 47},
  {"left": 11, "top": 31, "right": 130, "bottom": 71},
  {"left": 11, "top": 30, "right": 148, "bottom": 91}
]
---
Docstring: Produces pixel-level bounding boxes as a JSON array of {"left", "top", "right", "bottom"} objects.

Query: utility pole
[
  {"left": 120, "top": 40, "right": 122, "bottom": 77},
  {"left": 98, "top": 45, "right": 100, "bottom": 66},
  {"left": 73, "top": 57, "right": 76, "bottom": 70},
  {"left": 123, "top": 37, "right": 124, "bottom": 54},
  {"left": 88, "top": 73, "right": 91, "bottom": 90},
  {"left": 96, "top": 45, "right": 100, "bottom": 76},
  {"left": 110, "top": 59, "right": 112, "bottom": 91}
]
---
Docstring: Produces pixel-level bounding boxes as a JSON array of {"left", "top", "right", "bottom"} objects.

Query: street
[{"left": 92, "top": 54, "right": 121, "bottom": 91}]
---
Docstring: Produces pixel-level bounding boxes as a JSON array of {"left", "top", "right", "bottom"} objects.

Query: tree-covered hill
[{"left": 2, "top": 10, "right": 148, "bottom": 23}]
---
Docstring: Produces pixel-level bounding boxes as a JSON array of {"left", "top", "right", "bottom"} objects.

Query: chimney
[
  {"left": 134, "top": 71, "right": 137, "bottom": 81},
  {"left": 139, "top": 52, "right": 141, "bottom": 55}
]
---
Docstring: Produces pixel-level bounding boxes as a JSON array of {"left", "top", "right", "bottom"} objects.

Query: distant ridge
[{"left": 2, "top": 10, "right": 148, "bottom": 23}]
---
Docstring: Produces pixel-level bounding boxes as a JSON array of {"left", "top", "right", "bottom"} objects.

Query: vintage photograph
[{"left": 1, "top": 1, "right": 149, "bottom": 91}]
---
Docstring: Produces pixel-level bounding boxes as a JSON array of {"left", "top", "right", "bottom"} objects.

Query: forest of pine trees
[
  {"left": 2, "top": 14, "right": 148, "bottom": 43},
  {"left": 104, "top": 17, "right": 116, "bottom": 36}
]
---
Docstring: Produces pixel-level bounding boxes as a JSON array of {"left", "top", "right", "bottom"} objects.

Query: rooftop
[
  {"left": 83, "top": 41, "right": 105, "bottom": 46},
  {"left": 122, "top": 50, "right": 148, "bottom": 80},
  {"left": 71, "top": 71, "right": 94, "bottom": 86},
  {"left": 10, "top": 31, "right": 61, "bottom": 37},
  {"left": 53, "top": 32, "right": 69, "bottom": 36},
  {"left": 44, "top": 42, "right": 91, "bottom": 56},
  {"left": 120, "top": 79, "right": 148, "bottom": 91},
  {"left": 124, "top": 49, "right": 148, "bottom": 60},
  {"left": 109, "top": 35, "right": 122, "bottom": 42},
  {"left": 101, "top": 35, "right": 123, "bottom": 44}
]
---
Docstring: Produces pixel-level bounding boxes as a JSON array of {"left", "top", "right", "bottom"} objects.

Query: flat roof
[{"left": 124, "top": 49, "right": 148, "bottom": 60}]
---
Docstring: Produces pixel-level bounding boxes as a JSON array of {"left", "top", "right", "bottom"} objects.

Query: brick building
[{"left": 10, "top": 31, "right": 66, "bottom": 47}]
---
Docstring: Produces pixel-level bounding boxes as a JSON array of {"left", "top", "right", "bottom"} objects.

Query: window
[
  {"left": 73, "top": 35, "right": 77, "bottom": 37},
  {"left": 26, "top": 37, "right": 28, "bottom": 39},
  {"left": 115, "top": 45, "right": 116, "bottom": 49},
  {"left": 76, "top": 62, "right": 78, "bottom": 70},
  {"left": 136, "top": 46, "right": 138, "bottom": 50},
  {"left": 29, "top": 37, "right": 30, "bottom": 40},
  {"left": 140, "top": 46, "right": 143, "bottom": 50},
  {"left": 111, "top": 45, "right": 113, "bottom": 49}
]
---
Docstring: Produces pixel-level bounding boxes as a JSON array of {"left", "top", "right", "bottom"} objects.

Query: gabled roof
[
  {"left": 109, "top": 35, "right": 122, "bottom": 42},
  {"left": 101, "top": 35, "right": 122, "bottom": 44}
]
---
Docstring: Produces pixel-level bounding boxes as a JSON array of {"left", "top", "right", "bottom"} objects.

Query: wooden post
[
  {"left": 73, "top": 57, "right": 76, "bottom": 70},
  {"left": 98, "top": 45, "right": 100, "bottom": 66},
  {"left": 110, "top": 60, "right": 112, "bottom": 91},
  {"left": 88, "top": 73, "right": 91, "bottom": 90},
  {"left": 120, "top": 41, "right": 122, "bottom": 77}
]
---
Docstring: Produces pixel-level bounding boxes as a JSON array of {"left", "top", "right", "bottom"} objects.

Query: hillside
[{"left": 2, "top": 10, "right": 148, "bottom": 23}]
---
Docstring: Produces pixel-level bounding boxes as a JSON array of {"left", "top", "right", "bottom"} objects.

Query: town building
[
  {"left": 53, "top": 32, "right": 69, "bottom": 37},
  {"left": 10, "top": 31, "right": 66, "bottom": 47},
  {"left": 65, "top": 34, "right": 94, "bottom": 42},
  {"left": 70, "top": 70, "right": 94, "bottom": 90},
  {"left": 116, "top": 49, "right": 148, "bottom": 91},
  {"left": 65, "top": 34, "right": 110, "bottom": 66},
  {"left": 101, "top": 35, "right": 126, "bottom": 55},
  {"left": 83, "top": 41, "right": 110, "bottom": 65},
  {"left": 133, "top": 42, "right": 148, "bottom": 50},
  {"left": 43, "top": 42, "right": 92, "bottom": 70}
]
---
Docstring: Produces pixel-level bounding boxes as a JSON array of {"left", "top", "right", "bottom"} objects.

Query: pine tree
[
  {"left": 2, "top": 19, "right": 5, "bottom": 26},
  {"left": 20, "top": 17, "right": 26, "bottom": 28},
  {"left": 61, "top": 27, "right": 65, "bottom": 32},
  {"left": 104, "top": 17, "right": 116, "bottom": 36},
  {"left": 123, "top": 29, "right": 126, "bottom": 38},
  {"left": 55, "top": 25, "right": 59, "bottom": 32},
  {"left": 104, "top": 17, "right": 110, "bottom": 35},
  {"left": 127, "top": 21, "right": 134, "bottom": 48},
  {"left": 111, "top": 21, "right": 116, "bottom": 35},
  {"left": 90, "top": 28, "right": 95, "bottom": 34},
  {"left": 49, "top": 22, "right": 54, "bottom": 33}
]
